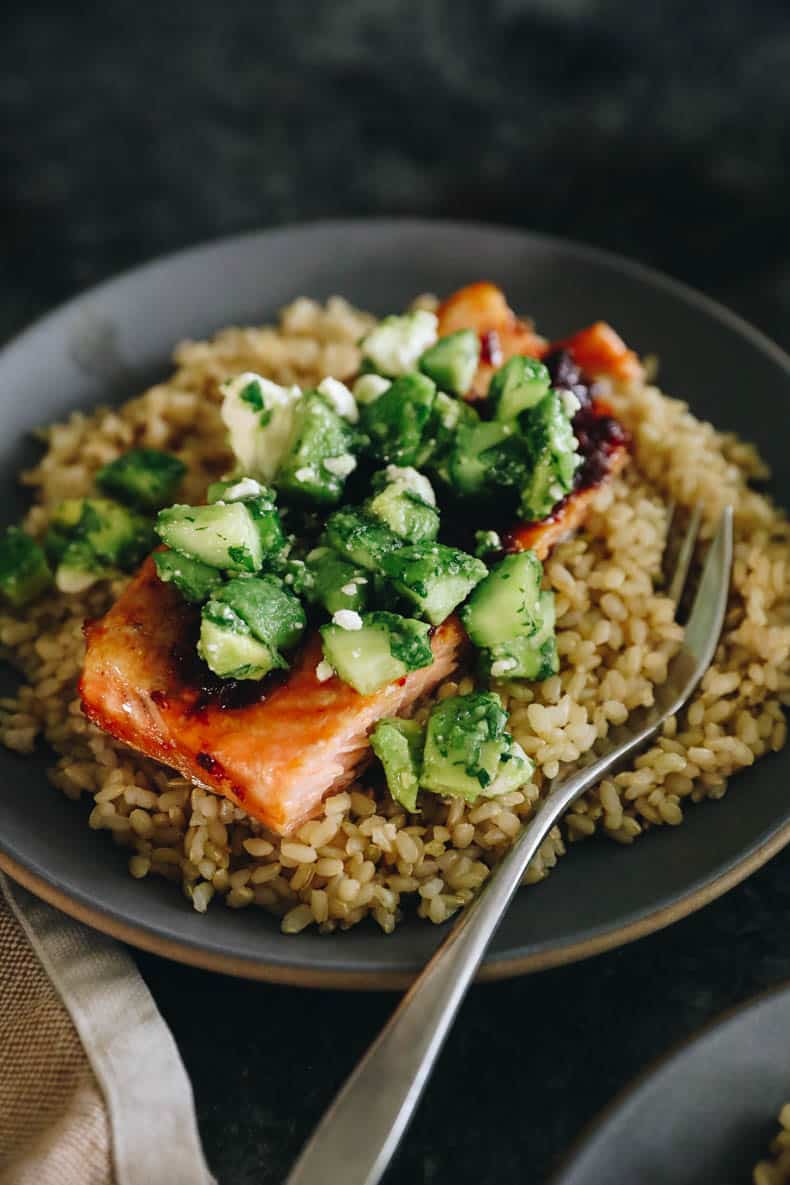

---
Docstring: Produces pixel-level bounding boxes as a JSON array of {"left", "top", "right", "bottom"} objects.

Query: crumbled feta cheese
[
  {"left": 306, "top": 546, "right": 330, "bottom": 563},
  {"left": 315, "top": 659, "right": 335, "bottom": 683},
  {"left": 490, "top": 657, "right": 518, "bottom": 678},
  {"left": 332, "top": 609, "right": 363, "bottom": 631},
  {"left": 559, "top": 390, "right": 581, "bottom": 418},
  {"left": 353, "top": 374, "right": 391, "bottom": 405},
  {"left": 548, "top": 483, "right": 564, "bottom": 501},
  {"left": 322, "top": 453, "right": 357, "bottom": 478},
  {"left": 359, "top": 310, "right": 438, "bottom": 377},
  {"left": 318, "top": 377, "right": 359, "bottom": 423},
  {"left": 382, "top": 464, "right": 436, "bottom": 506},
  {"left": 222, "top": 477, "right": 266, "bottom": 501},
  {"left": 294, "top": 466, "right": 315, "bottom": 483},
  {"left": 220, "top": 372, "right": 301, "bottom": 482},
  {"left": 340, "top": 582, "right": 358, "bottom": 597}
]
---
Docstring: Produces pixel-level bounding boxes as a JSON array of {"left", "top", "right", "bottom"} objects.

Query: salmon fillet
[{"left": 79, "top": 559, "right": 468, "bottom": 835}]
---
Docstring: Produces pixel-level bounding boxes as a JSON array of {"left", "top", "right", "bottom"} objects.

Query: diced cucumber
[
  {"left": 518, "top": 391, "right": 581, "bottom": 522},
  {"left": 415, "top": 391, "right": 479, "bottom": 472},
  {"left": 155, "top": 503, "right": 262, "bottom": 572},
  {"left": 481, "top": 591, "right": 559, "bottom": 682},
  {"left": 96, "top": 448, "right": 186, "bottom": 511},
  {"left": 154, "top": 549, "right": 224, "bottom": 603},
  {"left": 461, "top": 551, "right": 543, "bottom": 647},
  {"left": 214, "top": 575, "right": 306, "bottom": 652},
  {"left": 366, "top": 472, "right": 439, "bottom": 544},
  {"left": 447, "top": 420, "right": 525, "bottom": 498},
  {"left": 360, "top": 310, "right": 438, "bottom": 377},
  {"left": 220, "top": 372, "right": 302, "bottom": 482},
  {"left": 370, "top": 718, "right": 425, "bottom": 812},
  {"left": 360, "top": 373, "right": 436, "bottom": 466},
  {"left": 0, "top": 527, "right": 52, "bottom": 607},
  {"left": 46, "top": 497, "right": 155, "bottom": 591},
  {"left": 55, "top": 543, "right": 102, "bottom": 594},
  {"left": 325, "top": 509, "right": 402, "bottom": 573},
  {"left": 266, "top": 555, "right": 314, "bottom": 598},
  {"left": 474, "top": 529, "right": 502, "bottom": 559},
  {"left": 419, "top": 329, "right": 480, "bottom": 396},
  {"left": 305, "top": 547, "right": 369, "bottom": 615},
  {"left": 207, "top": 479, "right": 285, "bottom": 558},
  {"left": 483, "top": 634, "right": 559, "bottom": 683},
  {"left": 206, "top": 477, "right": 274, "bottom": 505},
  {"left": 320, "top": 611, "right": 432, "bottom": 695},
  {"left": 478, "top": 741, "right": 535, "bottom": 798},
  {"left": 276, "top": 392, "right": 357, "bottom": 505},
  {"left": 489, "top": 356, "right": 551, "bottom": 421},
  {"left": 372, "top": 465, "right": 436, "bottom": 507},
  {"left": 420, "top": 691, "right": 515, "bottom": 801},
  {"left": 380, "top": 543, "right": 487, "bottom": 626},
  {"left": 198, "top": 605, "right": 282, "bottom": 681}
]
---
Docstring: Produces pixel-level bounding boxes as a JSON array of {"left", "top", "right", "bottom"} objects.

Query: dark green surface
[{"left": 3, "top": 2, "right": 790, "bottom": 1183}]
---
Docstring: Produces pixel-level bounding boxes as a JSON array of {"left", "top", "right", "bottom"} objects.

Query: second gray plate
[{"left": 553, "top": 982, "right": 790, "bottom": 1184}]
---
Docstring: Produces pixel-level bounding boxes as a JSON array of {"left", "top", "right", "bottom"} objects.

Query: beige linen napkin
[{"left": 0, "top": 874, "right": 213, "bottom": 1185}]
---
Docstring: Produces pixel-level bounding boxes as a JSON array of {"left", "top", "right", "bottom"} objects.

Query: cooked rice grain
[{"left": 1, "top": 296, "right": 789, "bottom": 935}]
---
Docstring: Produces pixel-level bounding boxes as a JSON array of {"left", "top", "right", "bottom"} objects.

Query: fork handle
[
  {"left": 284, "top": 783, "right": 587, "bottom": 1185},
  {"left": 285, "top": 508, "right": 733, "bottom": 1185}
]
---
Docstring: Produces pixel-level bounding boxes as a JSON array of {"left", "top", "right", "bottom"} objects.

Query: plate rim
[
  {"left": 2, "top": 216, "right": 789, "bottom": 989},
  {"left": 548, "top": 977, "right": 790, "bottom": 1183},
  {"left": 3, "top": 820, "right": 790, "bottom": 989}
]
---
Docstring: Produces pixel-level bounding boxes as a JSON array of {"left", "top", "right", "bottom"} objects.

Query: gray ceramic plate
[
  {"left": 553, "top": 982, "right": 790, "bottom": 1184},
  {"left": 0, "top": 219, "right": 788, "bottom": 988}
]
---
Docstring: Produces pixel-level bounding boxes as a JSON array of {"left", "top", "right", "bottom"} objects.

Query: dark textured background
[{"left": 3, "top": 2, "right": 790, "bottom": 1182}]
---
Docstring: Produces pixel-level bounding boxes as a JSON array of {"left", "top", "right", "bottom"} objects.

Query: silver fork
[{"left": 286, "top": 506, "right": 733, "bottom": 1185}]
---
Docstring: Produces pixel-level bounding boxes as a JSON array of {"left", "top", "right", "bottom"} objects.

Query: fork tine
[
  {"left": 683, "top": 506, "right": 733, "bottom": 668},
  {"left": 668, "top": 502, "right": 704, "bottom": 606}
]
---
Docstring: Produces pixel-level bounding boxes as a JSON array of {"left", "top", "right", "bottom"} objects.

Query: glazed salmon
[
  {"left": 436, "top": 283, "right": 633, "bottom": 557},
  {"left": 437, "top": 283, "right": 643, "bottom": 393},
  {"left": 79, "top": 559, "right": 468, "bottom": 835},
  {"left": 503, "top": 441, "right": 630, "bottom": 557}
]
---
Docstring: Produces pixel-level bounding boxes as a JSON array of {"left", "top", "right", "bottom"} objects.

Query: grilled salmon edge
[{"left": 506, "top": 444, "right": 630, "bottom": 557}]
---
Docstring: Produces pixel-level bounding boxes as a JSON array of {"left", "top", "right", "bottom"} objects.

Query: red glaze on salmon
[{"left": 79, "top": 558, "right": 468, "bottom": 835}]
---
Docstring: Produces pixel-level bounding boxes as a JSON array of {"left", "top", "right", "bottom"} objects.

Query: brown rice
[{"left": 0, "top": 295, "right": 788, "bottom": 935}]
